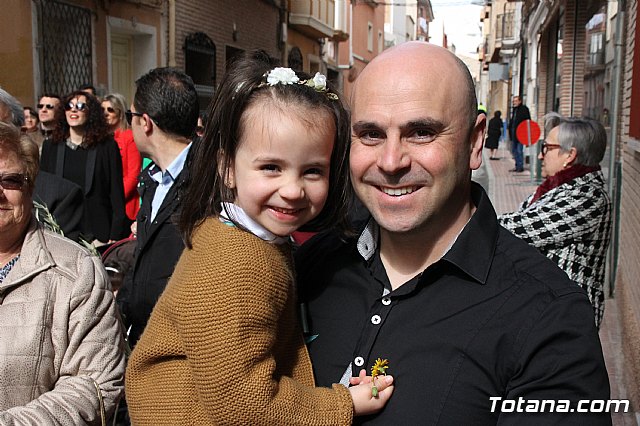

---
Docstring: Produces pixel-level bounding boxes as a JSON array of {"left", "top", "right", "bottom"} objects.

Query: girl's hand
[{"left": 348, "top": 369, "right": 395, "bottom": 416}]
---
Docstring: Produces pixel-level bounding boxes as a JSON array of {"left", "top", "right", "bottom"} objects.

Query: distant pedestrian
[
  {"left": 508, "top": 95, "right": 530, "bottom": 172},
  {"left": 486, "top": 110, "right": 502, "bottom": 159}
]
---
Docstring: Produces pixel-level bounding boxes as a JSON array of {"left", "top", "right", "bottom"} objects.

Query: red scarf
[{"left": 529, "top": 164, "right": 600, "bottom": 205}]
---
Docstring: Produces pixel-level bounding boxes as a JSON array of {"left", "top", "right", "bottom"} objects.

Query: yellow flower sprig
[{"left": 370, "top": 358, "right": 389, "bottom": 397}]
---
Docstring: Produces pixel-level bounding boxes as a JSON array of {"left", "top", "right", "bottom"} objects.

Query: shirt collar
[
  {"left": 356, "top": 182, "right": 497, "bottom": 285},
  {"left": 219, "top": 202, "right": 290, "bottom": 245},
  {"left": 149, "top": 142, "right": 192, "bottom": 182}
]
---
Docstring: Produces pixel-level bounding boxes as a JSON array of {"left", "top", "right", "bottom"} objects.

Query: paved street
[{"left": 482, "top": 144, "right": 639, "bottom": 425}]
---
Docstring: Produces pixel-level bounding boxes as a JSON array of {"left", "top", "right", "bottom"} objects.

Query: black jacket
[
  {"left": 40, "top": 138, "right": 128, "bottom": 242},
  {"left": 508, "top": 104, "right": 531, "bottom": 144},
  {"left": 116, "top": 163, "right": 187, "bottom": 348},
  {"left": 34, "top": 170, "right": 84, "bottom": 241}
]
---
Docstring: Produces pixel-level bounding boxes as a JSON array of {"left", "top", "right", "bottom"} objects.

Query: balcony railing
[{"left": 289, "top": 0, "right": 336, "bottom": 39}]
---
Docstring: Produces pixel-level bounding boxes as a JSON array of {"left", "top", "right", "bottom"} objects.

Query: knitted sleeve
[{"left": 131, "top": 219, "right": 353, "bottom": 425}]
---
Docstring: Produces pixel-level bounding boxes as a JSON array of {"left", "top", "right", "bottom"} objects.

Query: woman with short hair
[
  {"left": 498, "top": 113, "right": 612, "bottom": 329},
  {"left": 0, "top": 121, "right": 125, "bottom": 423}
]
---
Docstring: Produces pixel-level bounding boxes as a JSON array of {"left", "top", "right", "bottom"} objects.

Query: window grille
[{"left": 36, "top": 0, "right": 92, "bottom": 96}]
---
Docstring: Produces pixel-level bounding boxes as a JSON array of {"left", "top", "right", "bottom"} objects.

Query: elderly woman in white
[{"left": 0, "top": 121, "right": 125, "bottom": 424}]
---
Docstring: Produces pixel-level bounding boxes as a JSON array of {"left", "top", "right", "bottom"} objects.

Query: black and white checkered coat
[{"left": 498, "top": 171, "right": 612, "bottom": 329}]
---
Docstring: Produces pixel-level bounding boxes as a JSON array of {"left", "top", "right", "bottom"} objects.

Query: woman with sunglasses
[
  {"left": 498, "top": 113, "right": 612, "bottom": 330},
  {"left": 0, "top": 122, "right": 125, "bottom": 423},
  {"left": 102, "top": 93, "right": 142, "bottom": 221},
  {"left": 40, "top": 91, "right": 128, "bottom": 244}
]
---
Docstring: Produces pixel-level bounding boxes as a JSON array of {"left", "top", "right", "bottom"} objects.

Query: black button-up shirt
[{"left": 296, "top": 184, "right": 611, "bottom": 425}]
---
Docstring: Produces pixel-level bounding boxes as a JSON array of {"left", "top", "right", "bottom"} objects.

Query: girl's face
[
  {"left": 226, "top": 103, "right": 335, "bottom": 237},
  {"left": 101, "top": 100, "right": 120, "bottom": 128},
  {"left": 23, "top": 109, "right": 38, "bottom": 131}
]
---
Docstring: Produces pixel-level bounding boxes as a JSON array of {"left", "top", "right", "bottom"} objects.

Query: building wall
[
  {"left": 174, "top": 0, "right": 281, "bottom": 85},
  {"left": 341, "top": 2, "right": 384, "bottom": 99},
  {"left": 0, "top": 0, "right": 35, "bottom": 107},
  {"left": 617, "top": 0, "right": 640, "bottom": 409}
]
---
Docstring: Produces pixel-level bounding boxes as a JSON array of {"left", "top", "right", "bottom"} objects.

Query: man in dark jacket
[
  {"left": 116, "top": 68, "right": 199, "bottom": 348},
  {"left": 508, "top": 95, "right": 531, "bottom": 172}
]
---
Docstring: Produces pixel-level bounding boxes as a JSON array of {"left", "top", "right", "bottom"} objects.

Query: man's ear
[
  {"left": 469, "top": 114, "right": 486, "bottom": 171},
  {"left": 142, "top": 113, "right": 154, "bottom": 135}
]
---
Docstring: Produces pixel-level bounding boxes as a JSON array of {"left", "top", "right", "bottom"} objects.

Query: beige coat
[{"left": 0, "top": 219, "right": 126, "bottom": 425}]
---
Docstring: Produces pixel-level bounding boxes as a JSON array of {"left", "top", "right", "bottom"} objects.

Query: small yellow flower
[{"left": 371, "top": 358, "right": 389, "bottom": 379}]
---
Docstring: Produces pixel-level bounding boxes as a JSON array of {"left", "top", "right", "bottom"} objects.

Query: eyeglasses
[
  {"left": 37, "top": 103, "right": 55, "bottom": 110},
  {"left": 0, "top": 173, "right": 28, "bottom": 191},
  {"left": 125, "top": 110, "right": 145, "bottom": 126},
  {"left": 65, "top": 102, "right": 87, "bottom": 112},
  {"left": 103, "top": 106, "right": 116, "bottom": 114},
  {"left": 541, "top": 141, "right": 561, "bottom": 155}
]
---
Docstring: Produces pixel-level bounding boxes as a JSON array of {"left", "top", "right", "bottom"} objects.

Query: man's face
[
  {"left": 512, "top": 96, "right": 521, "bottom": 107},
  {"left": 349, "top": 46, "right": 483, "bottom": 236},
  {"left": 38, "top": 97, "right": 59, "bottom": 124}
]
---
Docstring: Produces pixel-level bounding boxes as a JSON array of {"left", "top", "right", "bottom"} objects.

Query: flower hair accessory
[{"left": 262, "top": 67, "right": 339, "bottom": 100}]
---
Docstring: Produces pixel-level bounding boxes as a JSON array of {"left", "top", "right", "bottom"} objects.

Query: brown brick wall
[
  {"left": 617, "top": 0, "right": 640, "bottom": 411},
  {"left": 174, "top": 0, "right": 282, "bottom": 87}
]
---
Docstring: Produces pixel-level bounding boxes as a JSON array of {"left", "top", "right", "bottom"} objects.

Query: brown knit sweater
[{"left": 126, "top": 218, "right": 353, "bottom": 425}]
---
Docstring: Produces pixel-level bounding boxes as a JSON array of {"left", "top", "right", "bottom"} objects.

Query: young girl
[{"left": 125, "top": 51, "right": 394, "bottom": 425}]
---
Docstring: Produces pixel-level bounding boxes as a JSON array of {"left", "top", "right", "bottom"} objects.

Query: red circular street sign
[{"left": 515, "top": 120, "right": 541, "bottom": 146}]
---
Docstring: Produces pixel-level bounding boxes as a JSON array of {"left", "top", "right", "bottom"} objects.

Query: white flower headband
[{"left": 260, "top": 67, "right": 339, "bottom": 100}]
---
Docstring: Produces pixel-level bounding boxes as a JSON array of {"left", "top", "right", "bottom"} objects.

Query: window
[
  {"left": 184, "top": 32, "right": 216, "bottom": 110},
  {"left": 378, "top": 30, "right": 383, "bottom": 53},
  {"left": 185, "top": 32, "right": 215, "bottom": 86},
  {"left": 368, "top": 22, "right": 374, "bottom": 52}
]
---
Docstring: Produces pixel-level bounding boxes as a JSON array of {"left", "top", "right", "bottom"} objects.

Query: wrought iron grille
[{"left": 36, "top": 0, "right": 92, "bottom": 96}]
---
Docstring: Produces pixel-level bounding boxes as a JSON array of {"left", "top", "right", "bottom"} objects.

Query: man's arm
[{"left": 498, "top": 291, "right": 611, "bottom": 426}]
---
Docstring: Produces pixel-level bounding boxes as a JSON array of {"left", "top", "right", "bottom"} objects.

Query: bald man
[{"left": 296, "top": 42, "right": 610, "bottom": 425}]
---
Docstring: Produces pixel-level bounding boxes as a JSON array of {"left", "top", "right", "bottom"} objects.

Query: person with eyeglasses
[
  {"left": 36, "top": 93, "right": 61, "bottom": 139},
  {"left": 0, "top": 121, "right": 126, "bottom": 424},
  {"left": 40, "top": 90, "right": 128, "bottom": 245},
  {"left": 102, "top": 93, "right": 142, "bottom": 222},
  {"left": 499, "top": 112, "right": 612, "bottom": 330}
]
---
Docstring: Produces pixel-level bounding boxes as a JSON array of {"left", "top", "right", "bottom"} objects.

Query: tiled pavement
[{"left": 482, "top": 145, "right": 639, "bottom": 425}]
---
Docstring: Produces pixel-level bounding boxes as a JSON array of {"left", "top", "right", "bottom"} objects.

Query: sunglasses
[
  {"left": 37, "top": 103, "right": 55, "bottom": 110},
  {"left": 103, "top": 106, "right": 116, "bottom": 114},
  {"left": 65, "top": 102, "right": 87, "bottom": 111},
  {"left": 125, "top": 110, "right": 145, "bottom": 126},
  {"left": 541, "top": 141, "right": 561, "bottom": 155},
  {"left": 0, "top": 173, "right": 28, "bottom": 191}
]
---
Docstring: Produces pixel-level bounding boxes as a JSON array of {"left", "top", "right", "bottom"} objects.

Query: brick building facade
[{"left": 617, "top": 0, "right": 640, "bottom": 408}]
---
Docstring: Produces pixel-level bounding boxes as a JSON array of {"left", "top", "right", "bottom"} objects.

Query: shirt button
[
  {"left": 371, "top": 315, "right": 381, "bottom": 325},
  {"left": 382, "top": 297, "right": 391, "bottom": 306},
  {"left": 354, "top": 356, "right": 364, "bottom": 367}
]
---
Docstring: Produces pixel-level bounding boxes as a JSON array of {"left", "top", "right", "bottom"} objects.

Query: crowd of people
[{"left": 0, "top": 41, "right": 613, "bottom": 425}]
